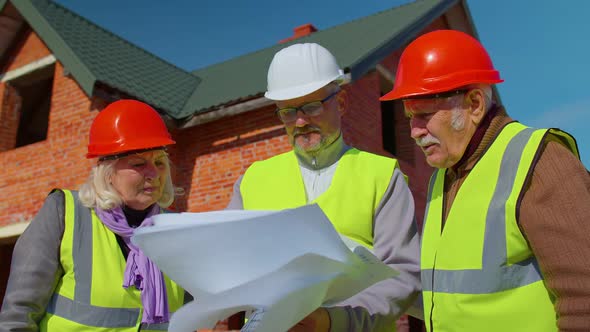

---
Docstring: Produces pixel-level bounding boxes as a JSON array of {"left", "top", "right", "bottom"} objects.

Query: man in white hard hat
[{"left": 226, "top": 43, "right": 421, "bottom": 331}]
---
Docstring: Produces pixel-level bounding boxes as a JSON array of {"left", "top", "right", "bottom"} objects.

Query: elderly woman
[{"left": 0, "top": 100, "right": 187, "bottom": 331}]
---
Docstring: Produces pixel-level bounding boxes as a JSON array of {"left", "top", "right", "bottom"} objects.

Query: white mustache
[
  {"left": 293, "top": 126, "right": 321, "bottom": 136},
  {"left": 415, "top": 135, "right": 440, "bottom": 147}
]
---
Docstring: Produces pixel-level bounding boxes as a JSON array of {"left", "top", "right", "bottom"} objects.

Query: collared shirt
[{"left": 297, "top": 135, "right": 350, "bottom": 202}]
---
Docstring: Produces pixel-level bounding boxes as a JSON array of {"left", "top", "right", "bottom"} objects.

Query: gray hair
[
  {"left": 79, "top": 156, "right": 176, "bottom": 210},
  {"left": 451, "top": 107, "right": 465, "bottom": 130}
]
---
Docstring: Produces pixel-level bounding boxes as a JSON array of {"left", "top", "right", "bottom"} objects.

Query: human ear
[{"left": 466, "top": 89, "right": 486, "bottom": 125}]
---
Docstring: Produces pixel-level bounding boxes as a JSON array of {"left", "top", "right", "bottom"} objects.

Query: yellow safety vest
[
  {"left": 40, "top": 189, "right": 186, "bottom": 331},
  {"left": 421, "top": 122, "right": 579, "bottom": 332},
  {"left": 241, "top": 148, "right": 398, "bottom": 254}
]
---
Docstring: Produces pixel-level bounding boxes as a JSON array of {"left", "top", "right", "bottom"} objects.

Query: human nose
[
  {"left": 294, "top": 110, "right": 310, "bottom": 127},
  {"left": 143, "top": 162, "right": 158, "bottom": 180},
  {"left": 410, "top": 118, "right": 428, "bottom": 140}
]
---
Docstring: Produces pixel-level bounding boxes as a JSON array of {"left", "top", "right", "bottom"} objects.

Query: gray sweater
[{"left": 0, "top": 191, "right": 66, "bottom": 331}]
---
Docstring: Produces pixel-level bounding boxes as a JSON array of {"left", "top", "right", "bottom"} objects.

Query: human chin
[
  {"left": 132, "top": 191, "right": 159, "bottom": 209},
  {"left": 424, "top": 149, "right": 451, "bottom": 169},
  {"left": 294, "top": 132, "right": 323, "bottom": 152}
]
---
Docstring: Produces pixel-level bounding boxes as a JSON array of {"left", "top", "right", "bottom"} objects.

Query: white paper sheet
[{"left": 132, "top": 204, "right": 398, "bottom": 332}]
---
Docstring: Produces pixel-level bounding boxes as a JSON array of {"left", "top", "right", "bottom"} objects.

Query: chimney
[{"left": 279, "top": 23, "right": 318, "bottom": 44}]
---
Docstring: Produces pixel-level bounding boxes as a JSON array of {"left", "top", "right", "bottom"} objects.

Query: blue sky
[{"left": 55, "top": 0, "right": 590, "bottom": 167}]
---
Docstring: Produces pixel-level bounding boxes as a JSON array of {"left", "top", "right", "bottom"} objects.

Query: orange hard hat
[
  {"left": 380, "top": 30, "right": 503, "bottom": 101},
  {"left": 86, "top": 99, "right": 175, "bottom": 159}
]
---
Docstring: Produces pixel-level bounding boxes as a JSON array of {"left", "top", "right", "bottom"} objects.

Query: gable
[
  {"left": 1, "top": 0, "right": 472, "bottom": 122},
  {"left": 183, "top": 0, "right": 457, "bottom": 119},
  {"left": 1, "top": 0, "right": 201, "bottom": 117}
]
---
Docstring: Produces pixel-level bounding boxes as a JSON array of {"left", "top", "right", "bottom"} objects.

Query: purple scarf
[{"left": 94, "top": 204, "right": 169, "bottom": 324}]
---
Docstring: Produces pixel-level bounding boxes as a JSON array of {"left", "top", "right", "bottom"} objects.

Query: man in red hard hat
[{"left": 380, "top": 29, "right": 590, "bottom": 331}]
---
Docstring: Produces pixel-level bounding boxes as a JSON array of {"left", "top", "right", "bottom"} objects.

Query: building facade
[{"left": 0, "top": 0, "right": 485, "bottom": 330}]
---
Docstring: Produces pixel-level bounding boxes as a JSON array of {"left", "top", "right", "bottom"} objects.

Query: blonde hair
[{"left": 79, "top": 156, "right": 176, "bottom": 210}]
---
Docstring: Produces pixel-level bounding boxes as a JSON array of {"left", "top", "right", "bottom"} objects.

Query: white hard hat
[{"left": 265, "top": 43, "right": 344, "bottom": 101}]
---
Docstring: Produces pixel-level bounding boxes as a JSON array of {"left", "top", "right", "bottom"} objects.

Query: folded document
[{"left": 132, "top": 204, "right": 398, "bottom": 332}]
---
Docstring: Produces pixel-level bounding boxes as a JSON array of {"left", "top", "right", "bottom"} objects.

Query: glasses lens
[
  {"left": 300, "top": 102, "right": 323, "bottom": 116},
  {"left": 277, "top": 108, "right": 297, "bottom": 123}
]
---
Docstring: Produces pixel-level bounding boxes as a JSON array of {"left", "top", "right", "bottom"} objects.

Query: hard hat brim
[
  {"left": 264, "top": 75, "right": 343, "bottom": 101},
  {"left": 379, "top": 77, "right": 504, "bottom": 101},
  {"left": 86, "top": 137, "right": 175, "bottom": 159}
]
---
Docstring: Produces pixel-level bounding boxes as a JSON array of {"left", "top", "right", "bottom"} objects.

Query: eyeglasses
[
  {"left": 403, "top": 89, "right": 469, "bottom": 101},
  {"left": 276, "top": 91, "right": 339, "bottom": 123}
]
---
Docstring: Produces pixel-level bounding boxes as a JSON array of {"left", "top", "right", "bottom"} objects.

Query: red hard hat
[
  {"left": 380, "top": 30, "right": 503, "bottom": 101},
  {"left": 86, "top": 99, "right": 175, "bottom": 158}
]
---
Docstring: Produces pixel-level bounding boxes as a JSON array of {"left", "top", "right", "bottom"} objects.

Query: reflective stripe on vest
[
  {"left": 422, "top": 128, "right": 542, "bottom": 293},
  {"left": 43, "top": 190, "right": 182, "bottom": 331},
  {"left": 140, "top": 322, "right": 169, "bottom": 331}
]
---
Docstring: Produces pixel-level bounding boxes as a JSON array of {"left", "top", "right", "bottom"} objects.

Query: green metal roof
[
  {"left": 2, "top": 0, "right": 458, "bottom": 120},
  {"left": 7, "top": 0, "right": 200, "bottom": 116},
  {"left": 185, "top": 0, "right": 457, "bottom": 119}
]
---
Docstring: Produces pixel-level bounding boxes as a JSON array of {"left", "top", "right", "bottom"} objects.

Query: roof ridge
[
  {"left": 310, "top": 0, "right": 422, "bottom": 35},
  {"left": 48, "top": 0, "right": 196, "bottom": 79},
  {"left": 191, "top": 0, "right": 422, "bottom": 73}
]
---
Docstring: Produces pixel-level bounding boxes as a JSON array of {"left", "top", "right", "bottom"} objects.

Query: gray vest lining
[{"left": 140, "top": 322, "right": 170, "bottom": 330}]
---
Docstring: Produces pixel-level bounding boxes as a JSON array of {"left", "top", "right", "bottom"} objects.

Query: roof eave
[
  {"left": 179, "top": 73, "right": 352, "bottom": 129},
  {"left": 179, "top": 95, "right": 273, "bottom": 129}
]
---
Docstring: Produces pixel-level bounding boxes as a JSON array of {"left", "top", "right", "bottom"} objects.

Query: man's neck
[{"left": 295, "top": 134, "right": 349, "bottom": 170}]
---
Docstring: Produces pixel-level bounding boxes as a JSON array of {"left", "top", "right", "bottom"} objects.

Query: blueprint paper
[{"left": 132, "top": 204, "right": 398, "bottom": 332}]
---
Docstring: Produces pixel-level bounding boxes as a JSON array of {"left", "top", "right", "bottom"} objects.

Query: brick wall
[
  {"left": 170, "top": 104, "right": 291, "bottom": 212},
  {"left": 3, "top": 29, "right": 52, "bottom": 72},
  {"left": 0, "top": 83, "right": 20, "bottom": 151},
  {"left": 0, "top": 30, "right": 98, "bottom": 225}
]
